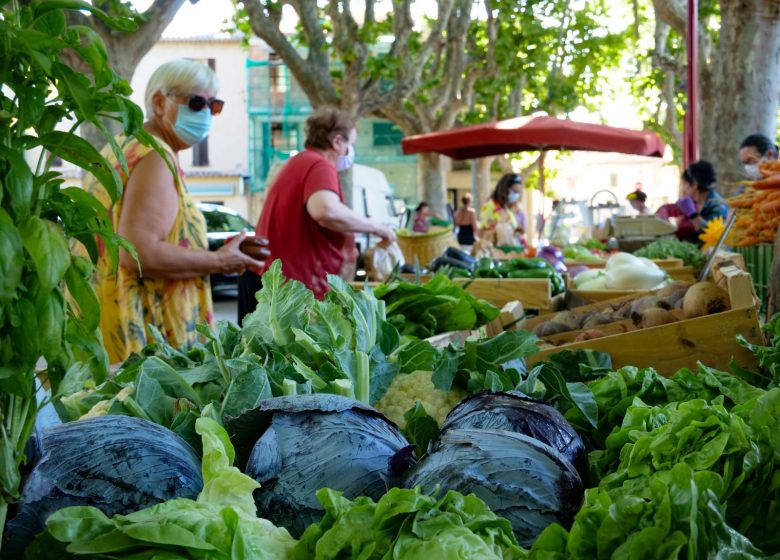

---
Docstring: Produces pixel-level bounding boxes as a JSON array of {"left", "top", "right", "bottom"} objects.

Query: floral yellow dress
[
  {"left": 478, "top": 200, "right": 517, "bottom": 246},
  {"left": 82, "top": 136, "right": 213, "bottom": 364}
]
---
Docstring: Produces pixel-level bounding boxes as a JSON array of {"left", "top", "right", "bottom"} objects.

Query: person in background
[
  {"left": 479, "top": 173, "right": 523, "bottom": 245},
  {"left": 626, "top": 189, "right": 650, "bottom": 215},
  {"left": 239, "top": 106, "right": 395, "bottom": 319},
  {"left": 510, "top": 200, "right": 527, "bottom": 234},
  {"left": 739, "top": 133, "right": 779, "bottom": 179},
  {"left": 675, "top": 160, "right": 729, "bottom": 244},
  {"left": 412, "top": 202, "right": 434, "bottom": 233},
  {"left": 453, "top": 193, "right": 478, "bottom": 247},
  {"left": 80, "top": 59, "right": 268, "bottom": 363}
]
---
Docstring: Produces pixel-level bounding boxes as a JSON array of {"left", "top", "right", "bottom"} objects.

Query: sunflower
[{"left": 699, "top": 216, "right": 725, "bottom": 250}]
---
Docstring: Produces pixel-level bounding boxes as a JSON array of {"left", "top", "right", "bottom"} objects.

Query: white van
[{"left": 352, "top": 163, "right": 405, "bottom": 252}]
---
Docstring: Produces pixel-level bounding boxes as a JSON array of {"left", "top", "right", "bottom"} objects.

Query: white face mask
[
  {"left": 336, "top": 144, "right": 355, "bottom": 172},
  {"left": 744, "top": 163, "right": 761, "bottom": 180}
]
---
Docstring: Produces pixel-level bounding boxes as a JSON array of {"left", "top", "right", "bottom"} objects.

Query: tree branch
[
  {"left": 652, "top": 0, "right": 686, "bottom": 35},
  {"left": 244, "top": 0, "right": 339, "bottom": 106}
]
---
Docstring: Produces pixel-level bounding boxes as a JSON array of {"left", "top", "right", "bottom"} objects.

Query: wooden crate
[
  {"left": 351, "top": 278, "right": 560, "bottom": 311},
  {"left": 666, "top": 266, "right": 696, "bottom": 282},
  {"left": 524, "top": 269, "right": 762, "bottom": 376}
]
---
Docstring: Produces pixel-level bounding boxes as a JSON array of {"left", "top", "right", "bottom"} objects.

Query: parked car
[{"left": 198, "top": 202, "right": 255, "bottom": 294}]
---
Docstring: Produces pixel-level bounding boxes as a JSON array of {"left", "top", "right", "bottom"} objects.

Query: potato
[
  {"left": 550, "top": 311, "right": 582, "bottom": 331},
  {"left": 574, "top": 329, "right": 607, "bottom": 342},
  {"left": 683, "top": 282, "right": 730, "bottom": 318},
  {"left": 639, "top": 308, "right": 678, "bottom": 328},
  {"left": 534, "top": 321, "right": 573, "bottom": 337},
  {"left": 581, "top": 312, "right": 614, "bottom": 329}
]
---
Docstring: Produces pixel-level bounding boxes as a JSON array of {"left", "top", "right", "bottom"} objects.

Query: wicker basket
[{"left": 396, "top": 226, "right": 459, "bottom": 267}]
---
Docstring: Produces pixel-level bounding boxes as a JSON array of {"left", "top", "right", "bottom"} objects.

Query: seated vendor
[{"left": 671, "top": 160, "right": 728, "bottom": 244}]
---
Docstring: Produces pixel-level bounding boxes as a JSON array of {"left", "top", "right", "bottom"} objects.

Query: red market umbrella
[
  {"left": 400, "top": 115, "right": 666, "bottom": 160},
  {"left": 401, "top": 115, "right": 666, "bottom": 241}
]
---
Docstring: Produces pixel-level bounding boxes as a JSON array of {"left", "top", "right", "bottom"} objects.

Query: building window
[{"left": 372, "top": 121, "right": 403, "bottom": 147}]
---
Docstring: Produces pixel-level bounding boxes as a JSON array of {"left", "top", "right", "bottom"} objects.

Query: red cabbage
[
  {"left": 2, "top": 416, "right": 202, "bottom": 558},
  {"left": 226, "top": 394, "right": 415, "bottom": 537},
  {"left": 404, "top": 428, "right": 584, "bottom": 547},
  {"left": 440, "top": 391, "right": 588, "bottom": 482}
]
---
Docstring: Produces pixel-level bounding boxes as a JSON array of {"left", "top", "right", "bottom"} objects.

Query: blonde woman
[{"left": 82, "top": 59, "right": 267, "bottom": 362}]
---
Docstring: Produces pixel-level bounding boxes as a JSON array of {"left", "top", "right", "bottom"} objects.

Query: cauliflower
[
  {"left": 375, "top": 370, "right": 467, "bottom": 428},
  {"left": 79, "top": 398, "right": 112, "bottom": 420}
]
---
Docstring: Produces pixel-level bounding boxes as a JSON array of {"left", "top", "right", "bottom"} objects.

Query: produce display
[
  {"left": 372, "top": 273, "right": 501, "bottom": 337},
  {"left": 533, "top": 281, "right": 729, "bottom": 342},
  {"left": 634, "top": 238, "right": 707, "bottom": 270},
  {"left": 563, "top": 244, "right": 607, "bottom": 264},
  {"left": 726, "top": 187, "right": 780, "bottom": 247},
  {"left": 570, "top": 252, "right": 669, "bottom": 291},
  {"left": 4, "top": 252, "right": 780, "bottom": 559},
  {"left": 430, "top": 248, "right": 566, "bottom": 296}
]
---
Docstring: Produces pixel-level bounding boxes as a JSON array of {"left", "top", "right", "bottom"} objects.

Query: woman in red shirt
[{"left": 238, "top": 107, "right": 395, "bottom": 322}]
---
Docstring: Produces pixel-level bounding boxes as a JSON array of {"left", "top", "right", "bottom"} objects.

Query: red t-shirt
[{"left": 256, "top": 149, "right": 354, "bottom": 298}]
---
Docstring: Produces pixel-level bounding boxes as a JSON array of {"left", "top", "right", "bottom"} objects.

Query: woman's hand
[{"left": 216, "top": 232, "right": 267, "bottom": 274}]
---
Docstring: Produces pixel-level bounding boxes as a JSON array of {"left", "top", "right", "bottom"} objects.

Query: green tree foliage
[{"left": 465, "top": 0, "right": 630, "bottom": 124}]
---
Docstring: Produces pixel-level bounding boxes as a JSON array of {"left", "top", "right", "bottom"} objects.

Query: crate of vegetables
[
  {"left": 523, "top": 266, "right": 762, "bottom": 375},
  {"left": 567, "top": 251, "right": 673, "bottom": 302},
  {"left": 382, "top": 248, "right": 566, "bottom": 311}
]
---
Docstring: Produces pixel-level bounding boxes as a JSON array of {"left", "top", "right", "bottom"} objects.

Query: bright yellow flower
[{"left": 699, "top": 216, "right": 725, "bottom": 250}]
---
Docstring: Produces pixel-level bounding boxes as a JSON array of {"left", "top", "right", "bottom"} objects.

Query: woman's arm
[
  {"left": 306, "top": 189, "right": 395, "bottom": 242},
  {"left": 117, "top": 151, "right": 263, "bottom": 280}
]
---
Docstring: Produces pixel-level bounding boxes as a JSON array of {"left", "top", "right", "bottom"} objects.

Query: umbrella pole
[
  {"left": 685, "top": 0, "right": 699, "bottom": 167},
  {"left": 537, "top": 150, "right": 546, "bottom": 243}
]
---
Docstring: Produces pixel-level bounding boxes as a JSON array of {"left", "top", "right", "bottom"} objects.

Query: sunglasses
[{"left": 170, "top": 93, "right": 224, "bottom": 115}]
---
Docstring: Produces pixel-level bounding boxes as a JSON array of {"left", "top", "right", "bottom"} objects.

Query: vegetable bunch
[
  {"left": 726, "top": 187, "right": 780, "bottom": 247},
  {"left": 57, "top": 261, "right": 403, "bottom": 451},
  {"left": 634, "top": 239, "right": 706, "bottom": 270},
  {"left": 373, "top": 274, "right": 500, "bottom": 338},
  {"left": 294, "top": 487, "right": 526, "bottom": 559},
  {"left": 562, "top": 244, "right": 606, "bottom": 264}
]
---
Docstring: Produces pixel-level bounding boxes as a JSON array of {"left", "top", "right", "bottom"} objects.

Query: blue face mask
[
  {"left": 336, "top": 144, "right": 355, "bottom": 172},
  {"left": 174, "top": 104, "right": 212, "bottom": 145},
  {"left": 508, "top": 191, "right": 520, "bottom": 204}
]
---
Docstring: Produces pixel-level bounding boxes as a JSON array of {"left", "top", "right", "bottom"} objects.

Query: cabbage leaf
[{"left": 294, "top": 487, "right": 526, "bottom": 560}]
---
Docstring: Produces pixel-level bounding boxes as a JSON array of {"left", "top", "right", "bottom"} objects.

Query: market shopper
[
  {"left": 239, "top": 106, "right": 395, "bottom": 317},
  {"left": 454, "top": 193, "right": 478, "bottom": 246},
  {"left": 674, "top": 160, "right": 729, "bottom": 243},
  {"left": 412, "top": 202, "right": 434, "bottom": 233},
  {"left": 81, "top": 59, "right": 268, "bottom": 363},
  {"left": 479, "top": 173, "right": 524, "bottom": 246},
  {"left": 626, "top": 189, "right": 650, "bottom": 215},
  {"left": 739, "top": 133, "right": 779, "bottom": 179}
]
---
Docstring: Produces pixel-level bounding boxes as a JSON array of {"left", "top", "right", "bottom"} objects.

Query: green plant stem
[
  {"left": 355, "top": 351, "right": 370, "bottom": 405},
  {"left": 329, "top": 379, "right": 355, "bottom": 399},
  {"left": 0, "top": 498, "right": 7, "bottom": 556},
  {"left": 282, "top": 378, "right": 298, "bottom": 396}
]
